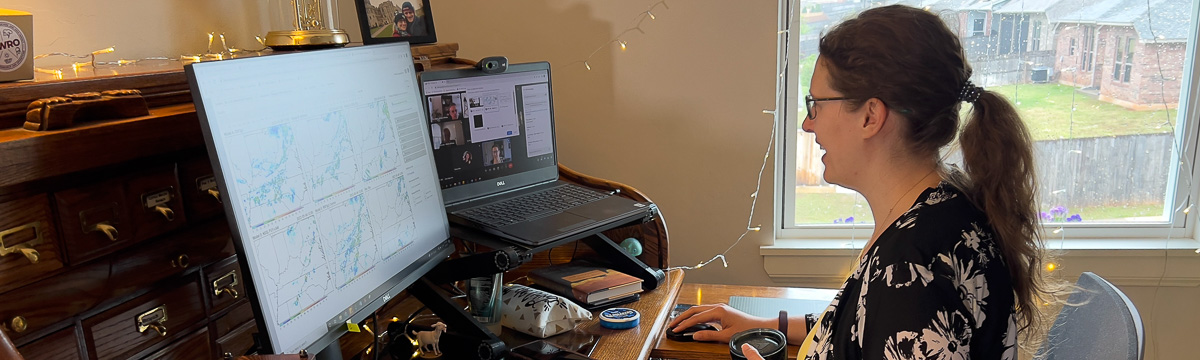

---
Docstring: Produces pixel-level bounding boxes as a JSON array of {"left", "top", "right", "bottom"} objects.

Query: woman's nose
[{"left": 801, "top": 116, "right": 815, "bottom": 133}]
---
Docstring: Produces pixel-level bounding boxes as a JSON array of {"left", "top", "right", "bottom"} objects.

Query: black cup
[{"left": 729, "top": 328, "right": 788, "bottom": 360}]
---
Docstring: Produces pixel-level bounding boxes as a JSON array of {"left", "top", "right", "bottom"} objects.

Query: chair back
[{"left": 1037, "top": 272, "right": 1144, "bottom": 360}]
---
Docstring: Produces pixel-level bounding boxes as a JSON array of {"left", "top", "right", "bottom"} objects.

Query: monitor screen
[
  {"left": 186, "top": 42, "right": 452, "bottom": 354},
  {"left": 420, "top": 65, "right": 558, "bottom": 201}
]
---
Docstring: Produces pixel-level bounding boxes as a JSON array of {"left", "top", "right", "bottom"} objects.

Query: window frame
[{"left": 775, "top": 0, "right": 1200, "bottom": 246}]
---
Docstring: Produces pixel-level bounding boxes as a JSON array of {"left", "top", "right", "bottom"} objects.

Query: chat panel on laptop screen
[{"left": 422, "top": 69, "right": 556, "bottom": 189}]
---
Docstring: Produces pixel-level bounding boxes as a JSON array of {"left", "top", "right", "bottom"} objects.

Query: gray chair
[{"left": 1036, "top": 272, "right": 1145, "bottom": 360}]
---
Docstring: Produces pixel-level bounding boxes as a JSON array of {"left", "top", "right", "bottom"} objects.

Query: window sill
[{"left": 762, "top": 238, "right": 1200, "bottom": 288}]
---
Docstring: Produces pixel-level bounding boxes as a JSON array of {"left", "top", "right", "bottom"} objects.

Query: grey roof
[
  {"left": 928, "top": 0, "right": 1001, "bottom": 11},
  {"left": 994, "top": 0, "right": 1062, "bottom": 13},
  {"left": 1048, "top": 0, "right": 1192, "bottom": 41},
  {"left": 1133, "top": 0, "right": 1194, "bottom": 41}
]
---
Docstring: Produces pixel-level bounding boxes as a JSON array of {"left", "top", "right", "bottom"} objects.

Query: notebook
[{"left": 419, "top": 62, "right": 652, "bottom": 246}]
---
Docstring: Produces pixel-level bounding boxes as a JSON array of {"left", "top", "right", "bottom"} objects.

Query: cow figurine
[{"left": 410, "top": 322, "right": 447, "bottom": 358}]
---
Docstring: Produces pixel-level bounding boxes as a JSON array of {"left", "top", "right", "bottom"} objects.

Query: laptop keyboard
[{"left": 456, "top": 184, "right": 611, "bottom": 227}]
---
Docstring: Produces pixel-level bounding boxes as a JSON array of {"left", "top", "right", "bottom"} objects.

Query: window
[
  {"left": 1081, "top": 26, "right": 1095, "bottom": 71},
  {"left": 780, "top": 1, "right": 1199, "bottom": 243},
  {"left": 1032, "top": 21, "right": 1042, "bottom": 51},
  {"left": 1114, "top": 37, "right": 1125, "bottom": 81},
  {"left": 972, "top": 16, "right": 986, "bottom": 37},
  {"left": 1124, "top": 37, "right": 1135, "bottom": 82}
]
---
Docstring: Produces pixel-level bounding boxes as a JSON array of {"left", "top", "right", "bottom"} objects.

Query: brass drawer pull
[
  {"left": 213, "top": 270, "right": 240, "bottom": 299},
  {"left": 154, "top": 205, "right": 176, "bottom": 222},
  {"left": 198, "top": 176, "right": 222, "bottom": 204},
  {"left": 142, "top": 189, "right": 176, "bottom": 222},
  {"left": 0, "top": 222, "right": 44, "bottom": 264},
  {"left": 136, "top": 305, "right": 168, "bottom": 337},
  {"left": 10, "top": 316, "right": 27, "bottom": 333},
  {"left": 89, "top": 222, "right": 119, "bottom": 241},
  {"left": 171, "top": 254, "right": 190, "bottom": 269}
]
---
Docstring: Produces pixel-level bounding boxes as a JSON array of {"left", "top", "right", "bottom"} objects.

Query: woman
[
  {"left": 669, "top": 5, "right": 1052, "bottom": 359},
  {"left": 393, "top": 13, "right": 411, "bottom": 37}
]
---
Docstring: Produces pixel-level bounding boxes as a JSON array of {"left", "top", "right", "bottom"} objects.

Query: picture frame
[{"left": 354, "top": 0, "right": 437, "bottom": 45}]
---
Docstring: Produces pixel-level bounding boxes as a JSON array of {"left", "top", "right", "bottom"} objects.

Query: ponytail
[{"left": 954, "top": 89, "right": 1051, "bottom": 340}]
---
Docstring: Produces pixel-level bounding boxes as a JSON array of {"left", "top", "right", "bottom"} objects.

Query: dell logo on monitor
[{"left": 496, "top": 181, "right": 506, "bottom": 187}]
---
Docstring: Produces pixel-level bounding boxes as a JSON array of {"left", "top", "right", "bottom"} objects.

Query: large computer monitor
[{"left": 186, "top": 42, "right": 453, "bottom": 355}]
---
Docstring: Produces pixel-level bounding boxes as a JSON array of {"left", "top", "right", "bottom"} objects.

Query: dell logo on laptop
[{"left": 496, "top": 181, "right": 506, "bottom": 187}]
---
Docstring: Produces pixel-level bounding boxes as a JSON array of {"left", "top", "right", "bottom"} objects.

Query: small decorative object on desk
[
  {"left": 528, "top": 259, "right": 644, "bottom": 305},
  {"left": 354, "top": 0, "right": 437, "bottom": 45},
  {"left": 0, "top": 9, "right": 33, "bottom": 82},
  {"left": 264, "top": 0, "right": 349, "bottom": 49},
  {"left": 598, "top": 307, "right": 640, "bottom": 330},
  {"left": 501, "top": 284, "right": 592, "bottom": 338},
  {"left": 405, "top": 321, "right": 447, "bottom": 358}
]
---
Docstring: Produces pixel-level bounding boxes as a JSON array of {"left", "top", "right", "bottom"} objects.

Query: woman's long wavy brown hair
[{"left": 818, "top": 4, "right": 1053, "bottom": 342}]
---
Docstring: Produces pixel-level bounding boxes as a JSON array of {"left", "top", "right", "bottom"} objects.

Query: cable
[{"left": 666, "top": 0, "right": 796, "bottom": 271}]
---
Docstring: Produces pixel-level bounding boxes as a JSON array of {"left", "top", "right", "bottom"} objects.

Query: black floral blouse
[{"left": 804, "top": 182, "right": 1018, "bottom": 360}]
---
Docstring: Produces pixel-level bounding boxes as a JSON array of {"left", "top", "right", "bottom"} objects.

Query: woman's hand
[
  {"left": 740, "top": 343, "right": 766, "bottom": 360},
  {"left": 666, "top": 303, "right": 774, "bottom": 343}
]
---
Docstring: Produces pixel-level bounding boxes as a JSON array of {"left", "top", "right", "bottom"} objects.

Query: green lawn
[
  {"left": 975, "top": 84, "right": 1177, "bottom": 141},
  {"left": 794, "top": 190, "right": 1165, "bottom": 225}
]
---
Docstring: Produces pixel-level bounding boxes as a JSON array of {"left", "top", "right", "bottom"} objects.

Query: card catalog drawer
[
  {"left": 215, "top": 321, "right": 257, "bottom": 360},
  {"left": 0, "top": 194, "right": 64, "bottom": 294},
  {"left": 212, "top": 301, "right": 254, "bottom": 339},
  {"left": 17, "top": 326, "right": 81, "bottom": 360},
  {"left": 55, "top": 179, "right": 131, "bottom": 263},
  {"left": 204, "top": 257, "right": 245, "bottom": 314},
  {"left": 178, "top": 156, "right": 223, "bottom": 221},
  {"left": 141, "top": 327, "right": 211, "bottom": 360},
  {"left": 125, "top": 164, "right": 187, "bottom": 242},
  {"left": 84, "top": 278, "right": 205, "bottom": 360}
]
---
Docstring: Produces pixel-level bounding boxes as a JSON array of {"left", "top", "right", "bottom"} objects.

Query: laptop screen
[{"left": 420, "top": 62, "right": 559, "bottom": 204}]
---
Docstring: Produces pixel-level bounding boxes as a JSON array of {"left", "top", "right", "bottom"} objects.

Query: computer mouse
[{"left": 666, "top": 323, "right": 719, "bottom": 342}]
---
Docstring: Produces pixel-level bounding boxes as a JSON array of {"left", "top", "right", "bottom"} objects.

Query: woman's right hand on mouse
[{"left": 666, "top": 303, "right": 774, "bottom": 343}]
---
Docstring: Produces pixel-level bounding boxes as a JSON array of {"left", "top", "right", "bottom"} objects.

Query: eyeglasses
[{"left": 804, "top": 95, "right": 855, "bottom": 120}]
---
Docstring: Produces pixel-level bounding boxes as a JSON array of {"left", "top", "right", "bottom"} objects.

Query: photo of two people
[{"left": 356, "top": 0, "right": 437, "bottom": 44}]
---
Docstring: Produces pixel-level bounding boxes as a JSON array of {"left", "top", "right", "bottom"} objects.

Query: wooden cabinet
[{"left": 0, "top": 43, "right": 466, "bottom": 359}]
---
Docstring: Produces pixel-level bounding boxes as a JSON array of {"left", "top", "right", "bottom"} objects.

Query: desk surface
[
  {"left": 584, "top": 269, "right": 685, "bottom": 359},
  {"left": 650, "top": 283, "right": 837, "bottom": 360}
]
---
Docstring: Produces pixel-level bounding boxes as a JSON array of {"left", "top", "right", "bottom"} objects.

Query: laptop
[{"left": 419, "top": 61, "right": 653, "bottom": 246}]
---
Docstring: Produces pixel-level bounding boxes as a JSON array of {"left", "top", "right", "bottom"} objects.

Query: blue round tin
[{"left": 599, "top": 307, "right": 640, "bottom": 329}]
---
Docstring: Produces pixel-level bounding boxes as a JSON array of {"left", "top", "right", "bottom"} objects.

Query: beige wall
[
  {"left": 7, "top": 1, "right": 1196, "bottom": 358},
  {"left": 426, "top": 1, "right": 782, "bottom": 288}
]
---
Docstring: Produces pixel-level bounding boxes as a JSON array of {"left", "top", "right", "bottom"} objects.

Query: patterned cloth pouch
[{"left": 501, "top": 284, "right": 592, "bottom": 338}]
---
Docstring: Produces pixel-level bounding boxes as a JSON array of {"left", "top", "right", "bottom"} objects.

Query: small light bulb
[
  {"left": 1045, "top": 262, "right": 1057, "bottom": 272},
  {"left": 93, "top": 47, "right": 115, "bottom": 55},
  {"left": 748, "top": 226, "right": 761, "bottom": 232},
  {"left": 392, "top": 317, "right": 400, "bottom": 322},
  {"left": 647, "top": 11, "right": 656, "bottom": 20},
  {"left": 1052, "top": 227, "right": 1063, "bottom": 234},
  {"left": 619, "top": 40, "right": 628, "bottom": 51},
  {"left": 584, "top": 62, "right": 591, "bottom": 70},
  {"left": 1184, "top": 204, "right": 1193, "bottom": 214}
]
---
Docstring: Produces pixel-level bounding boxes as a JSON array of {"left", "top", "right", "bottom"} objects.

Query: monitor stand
[{"left": 404, "top": 219, "right": 666, "bottom": 359}]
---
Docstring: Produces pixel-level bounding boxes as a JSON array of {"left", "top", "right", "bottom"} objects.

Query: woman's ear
[{"left": 859, "top": 98, "right": 890, "bottom": 139}]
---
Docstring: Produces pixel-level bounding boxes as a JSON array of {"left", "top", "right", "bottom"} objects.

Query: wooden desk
[
  {"left": 649, "top": 284, "right": 837, "bottom": 360},
  {"left": 236, "top": 269, "right": 685, "bottom": 360}
]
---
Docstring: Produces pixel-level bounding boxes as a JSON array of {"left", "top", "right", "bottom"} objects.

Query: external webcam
[{"left": 477, "top": 56, "right": 508, "bottom": 74}]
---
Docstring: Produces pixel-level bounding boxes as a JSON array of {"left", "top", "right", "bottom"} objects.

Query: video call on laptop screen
[{"left": 422, "top": 69, "right": 556, "bottom": 189}]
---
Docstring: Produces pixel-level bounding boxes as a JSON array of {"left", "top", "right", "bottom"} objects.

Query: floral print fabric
[{"left": 804, "top": 182, "right": 1017, "bottom": 360}]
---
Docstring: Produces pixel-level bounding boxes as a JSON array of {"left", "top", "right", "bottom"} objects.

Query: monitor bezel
[
  {"left": 418, "top": 62, "right": 559, "bottom": 205},
  {"left": 186, "top": 42, "right": 454, "bottom": 355}
]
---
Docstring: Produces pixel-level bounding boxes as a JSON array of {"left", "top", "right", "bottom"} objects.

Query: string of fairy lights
[
  {"left": 32, "top": 32, "right": 268, "bottom": 79},
  {"left": 565, "top": 0, "right": 669, "bottom": 71}
]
